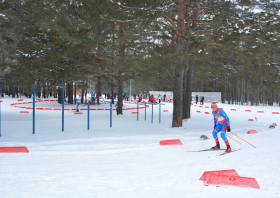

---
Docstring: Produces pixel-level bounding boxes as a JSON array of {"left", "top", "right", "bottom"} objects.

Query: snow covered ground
[{"left": 0, "top": 97, "right": 280, "bottom": 198}]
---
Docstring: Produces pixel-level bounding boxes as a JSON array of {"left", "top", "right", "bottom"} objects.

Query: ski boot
[
  {"left": 225, "top": 145, "right": 231, "bottom": 153},
  {"left": 211, "top": 142, "right": 220, "bottom": 150}
]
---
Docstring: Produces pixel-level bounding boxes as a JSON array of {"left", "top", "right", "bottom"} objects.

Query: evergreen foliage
[{"left": 0, "top": 0, "right": 279, "bottom": 125}]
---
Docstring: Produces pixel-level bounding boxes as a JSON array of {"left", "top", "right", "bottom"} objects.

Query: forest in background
[{"left": 0, "top": 0, "right": 279, "bottom": 127}]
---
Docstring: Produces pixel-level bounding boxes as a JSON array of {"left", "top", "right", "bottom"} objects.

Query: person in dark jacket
[{"left": 196, "top": 95, "right": 198, "bottom": 104}]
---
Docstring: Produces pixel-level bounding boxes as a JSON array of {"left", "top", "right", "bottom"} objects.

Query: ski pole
[
  {"left": 226, "top": 135, "right": 241, "bottom": 144},
  {"left": 230, "top": 131, "right": 256, "bottom": 148}
]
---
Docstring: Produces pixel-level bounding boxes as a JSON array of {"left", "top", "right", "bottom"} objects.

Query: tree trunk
[
  {"left": 70, "top": 82, "right": 73, "bottom": 104},
  {"left": 111, "top": 82, "right": 114, "bottom": 105},
  {"left": 172, "top": 67, "right": 184, "bottom": 127},
  {"left": 117, "top": 68, "right": 123, "bottom": 115},
  {"left": 43, "top": 86, "right": 46, "bottom": 98},
  {"left": 182, "top": 69, "right": 188, "bottom": 119},
  {"left": 268, "top": 92, "right": 273, "bottom": 106},
  {"left": 81, "top": 88, "right": 84, "bottom": 104},
  {"left": 74, "top": 83, "right": 77, "bottom": 104},
  {"left": 97, "top": 75, "right": 101, "bottom": 104},
  {"left": 117, "top": 23, "right": 125, "bottom": 115},
  {"left": 58, "top": 88, "right": 62, "bottom": 104},
  {"left": 183, "top": 65, "right": 194, "bottom": 120},
  {"left": 16, "top": 86, "right": 19, "bottom": 98}
]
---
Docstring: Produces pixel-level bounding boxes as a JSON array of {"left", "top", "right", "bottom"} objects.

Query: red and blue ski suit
[
  {"left": 75, "top": 97, "right": 80, "bottom": 111},
  {"left": 212, "top": 108, "right": 230, "bottom": 142}
]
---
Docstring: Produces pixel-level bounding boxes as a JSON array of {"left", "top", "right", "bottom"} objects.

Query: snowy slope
[{"left": 0, "top": 97, "right": 279, "bottom": 198}]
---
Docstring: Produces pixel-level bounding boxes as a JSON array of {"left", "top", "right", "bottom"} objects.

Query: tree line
[{"left": 0, "top": 0, "right": 279, "bottom": 127}]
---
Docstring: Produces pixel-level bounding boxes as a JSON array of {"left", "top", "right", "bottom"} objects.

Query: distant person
[
  {"left": 149, "top": 94, "right": 154, "bottom": 103},
  {"left": 133, "top": 94, "right": 136, "bottom": 101},
  {"left": 163, "top": 94, "right": 166, "bottom": 102},
  {"left": 138, "top": 93, "right": 142, "bottom": 102},
  {"left": 196, "top": 95, "right": 198, "bottom": 104},
  {"left": 158, "top": 94, "right": 162, "bottom": 103},
  {"left": 211, "top": 103, "right": 231, "bottom": 153},
  {"left": 202, "top": 96, "right": 204, "bottom": 105},
  {"left": 125, "top": 93, "right": 129, "bottom": 101},
  {"left": 75, "top": 97, "right": 80, "bottom": 112},
  {"left": 91, "top": 92, "right": 94, "bottom": 101}
]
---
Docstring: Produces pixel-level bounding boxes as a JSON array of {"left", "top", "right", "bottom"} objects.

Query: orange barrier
[
  {"left": 204, "top": 112, "right": 210, "bottom": 114},
  {"left": 248, "top": 119, "right": 254, "bottom": 121},
  {"left": 245, "top": 110, "right": 251, "bottom": 112},
  {"left": 160, "top": 139, "right": 183, "bottom": 145},
  {"left": 196, "top": 111, "right": 201, "bottom": 113},
  {"left": 74, "top": 112, "right": 83, "bottom": 115},
  {"left": 0, "top": 146, "right": 29, "bottom": 153},
  {"left": 163, "top": 110, "right": 168, "bottom": 112},
  {"left": 247, "top": 130, "right": 258, "bottom": 134},
  {"left": 272, "top": 112, "right": 279, "bottom": 114},
  {"left": 20, "top": 111, "right": 29, "bottom": 113},
  {"left": 200, "top": 169, "right": 239, "bottom": 182},
  {"left": 231, "top": 109, "right": 237, "bottom": 111},
  {"left": 206, "top": 175, "right": 260, "bottom": 189},
  {"left": 200, "top": 169, "right": 260, "bottom": 189},
  {"left": 257, "top": 111, "right": 264, "bottom": 113}
]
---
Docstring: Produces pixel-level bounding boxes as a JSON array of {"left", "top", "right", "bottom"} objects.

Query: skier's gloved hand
[{"left": 227, "top": 126, "right": 231, "bottom": 132}]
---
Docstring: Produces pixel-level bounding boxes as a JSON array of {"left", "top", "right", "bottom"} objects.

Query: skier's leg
[
  {"left": 77, "top": 103, "right": 80, "bottom": 111},
  {"left": 212, "top": 127, "right": 220, "bottom": 149},
  {"left": 220, "top": 123, "right": 231, "bottom": 152}
]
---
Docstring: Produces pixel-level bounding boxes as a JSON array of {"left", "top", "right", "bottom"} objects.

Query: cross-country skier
[
  {"left": 211, "top": 103, "right": 231, "bottom": 152},
  {"left": 75, "top": 97, "right": 80, "bottom": 112}
]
